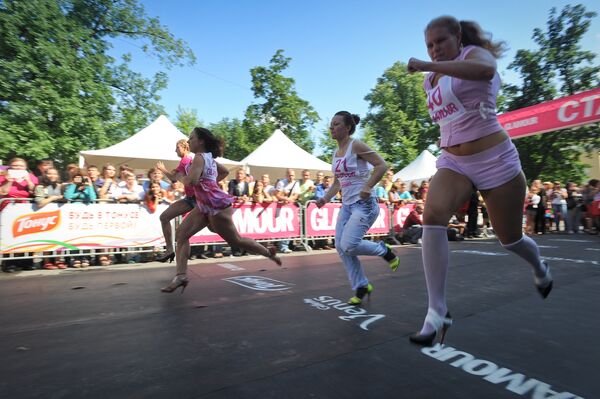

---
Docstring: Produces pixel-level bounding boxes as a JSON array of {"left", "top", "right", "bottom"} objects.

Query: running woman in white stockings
[{"left": 406, "top": 16, "right": 552, "bottom": 346}]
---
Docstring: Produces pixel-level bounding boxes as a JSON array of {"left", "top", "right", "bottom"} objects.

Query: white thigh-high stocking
[
  {"left": 502, "top": 235, "right": 547, "bottom": 277},
  {"left": 420, "top": 225, "right": 449, "bottom": 335}
]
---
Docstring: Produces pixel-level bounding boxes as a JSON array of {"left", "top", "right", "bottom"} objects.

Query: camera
[
  {"left": 7, "top": 169, "right": 28, "bottom": 180},
  {"left": 73, "top": 175, "right": 84, "bottom": 186}
]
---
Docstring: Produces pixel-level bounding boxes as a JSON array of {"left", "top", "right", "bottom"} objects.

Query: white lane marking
[
  {"left": 453, "top": 251, "right": 599, "bottom": 265},
  {"left": 217, "top": 263, "right": 245, "bottom": 271},
  {"left": 549, "top": 239, "right": 594, "bottom": 243},
  {"left": 541, "top": 256, "right": 599, "bottom": 266},
  {"left": 537, "top": 245, "right": 558, "bottom": 248},
  {"left": 453, "top": 250, "right": 508, "bottom": 256},
  {"left": 585, "top": 248, "right": 600, "bottom": 252}
]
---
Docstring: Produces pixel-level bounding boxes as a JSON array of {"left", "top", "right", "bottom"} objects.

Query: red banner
[
  {"left": 392, "top": 204, "right": 416, "bottom": 233},
  {"left": 498, "top": 88, "right": 600, "bottom": 139},
  {"left": 189, "top": 203, "right": 301, "bottom": 244},
  {"left": 304, "top": 202, "right": 390, "bottom": 237}
]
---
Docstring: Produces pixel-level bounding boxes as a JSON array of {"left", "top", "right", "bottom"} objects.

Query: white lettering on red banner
[
  {"left": 499, "top": 87, "right": 600, "bottom": 139},
  {"left": 189, "top": 203, "right": 301, "bottom": 244},
  {"left": 305, "top": 202, "right": 390, "bottom": 236},
  {"left": 393, "top": 204, "right": 416, "bottom": 232}
]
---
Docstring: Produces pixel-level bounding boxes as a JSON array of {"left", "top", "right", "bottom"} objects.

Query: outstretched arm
[
  {"left": 156, "top": 161, "right": 181, "bottom": 183},
  {"left": 407, "top": 47, "right": 497, "bottom": 81}
]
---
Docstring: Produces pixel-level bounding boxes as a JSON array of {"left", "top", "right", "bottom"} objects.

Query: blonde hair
[{"left": 176, "top": 139, "right": 190, "bottom": 152}]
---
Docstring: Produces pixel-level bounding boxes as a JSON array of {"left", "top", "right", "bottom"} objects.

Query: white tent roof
[
  {"left": 392, "top": 150, "right": 438, "bottom": 185},
  {"left": 79, "top": 115, "right": 241, "bottom": 173},
  {"left": 240, "top": 129, "right": 332, "bottom": 179}
]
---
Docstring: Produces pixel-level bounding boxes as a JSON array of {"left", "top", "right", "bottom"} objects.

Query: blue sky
[{"left": 111, "top": 0, "right": 599, "bottom": 153}]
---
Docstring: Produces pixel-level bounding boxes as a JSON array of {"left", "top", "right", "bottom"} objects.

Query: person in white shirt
[
  {"left": 261, "top": 174, "right": 276, "bottom": 196},
  {"left": 113, "top": 173, "right": 144, "bottom": 202}
]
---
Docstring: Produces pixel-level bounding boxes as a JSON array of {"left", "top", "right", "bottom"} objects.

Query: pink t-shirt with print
[{"left": 175, "top": 154, "right": 195, "bottom": 197}]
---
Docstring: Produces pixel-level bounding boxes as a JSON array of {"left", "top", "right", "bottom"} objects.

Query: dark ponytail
[
  {"left": 334, "top": 111, "right": 361, "bottom": 135},
  {"left": 192, "top": 127, "right": 224, "bottom": 158},
  {"left": 426, "top": 16, "right": 507, "bottom": 59}
]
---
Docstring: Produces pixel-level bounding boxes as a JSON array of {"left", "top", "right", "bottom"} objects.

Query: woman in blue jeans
[{"left": 316, "top": 111, "right": 400, "bottom": 305}]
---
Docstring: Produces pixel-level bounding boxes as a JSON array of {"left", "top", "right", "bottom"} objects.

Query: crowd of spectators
[
  {"left": 524, "top": 179, "right": 600, "bottom": 236},
  {"left": 2, "top": 157, "right": 599, "bottom": 272},
  {"left": 0, "top": 157, "right": 183, "bottom": 272}
]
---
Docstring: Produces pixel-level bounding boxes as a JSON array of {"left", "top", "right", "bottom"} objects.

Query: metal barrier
[{"left": 1, "top": 197, "right": 414, "bottom": 264}]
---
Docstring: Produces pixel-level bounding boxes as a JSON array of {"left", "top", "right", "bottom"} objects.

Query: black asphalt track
[{"left": 1, "top": 235, "right": 598, "bottom": 399}]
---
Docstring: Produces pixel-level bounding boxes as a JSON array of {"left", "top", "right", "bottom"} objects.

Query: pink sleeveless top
[
  {"left": 175, "top": 154, "right": 195, "bottom": 197},
  {"left": 424, "top": 45, "right": 502, "bottom": 147},
  {"left": 186, "top": 152, "right": 234, "bottom": 215}
]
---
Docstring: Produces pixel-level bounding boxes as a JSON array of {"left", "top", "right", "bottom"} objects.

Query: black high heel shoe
[
  {"left": 534, "top": 262, "right": 553, "bottom": 299},
  {"left": 161, "top": 274, "right": 189, "bottom": 294},
  {"left": 409, "top": 308, "right": 452, "bottom": 346},
  {"left": 156, "top": 252, "right": 175, "bottom": 263}
]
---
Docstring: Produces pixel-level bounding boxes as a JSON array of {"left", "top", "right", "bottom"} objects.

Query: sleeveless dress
[{"left": 186, "top": 152, "right": 234, "bottom": 215}]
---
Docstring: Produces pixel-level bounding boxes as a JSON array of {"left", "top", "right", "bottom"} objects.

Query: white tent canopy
[
  {"left": 392, "top": 150, "right": 438, "bottom": 185},
  {"left": 79, "top": 115, "right": 241, "bottom": 174},
  {"left": 240, "top": 129, "right": 332, "bottom": 180}
]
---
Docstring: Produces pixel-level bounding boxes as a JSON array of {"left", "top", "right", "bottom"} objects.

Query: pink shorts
[{"left": 436, "top": 139, "right": 522, "bottom": 190}]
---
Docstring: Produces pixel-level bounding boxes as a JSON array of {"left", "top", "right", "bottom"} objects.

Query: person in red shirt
[
  {"left": 0, "top": 157, "right": 38, "bottom": 272},
  {"left": 402, "top": 202, "right": 424, "bottom": 244}
]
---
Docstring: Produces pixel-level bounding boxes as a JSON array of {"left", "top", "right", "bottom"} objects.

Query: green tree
[
  {"left": 363, "top": 62, "right": 438, "bottom": 170},
  {"left": 0, "top": 0, "right": 194, "bottom": 167},
  {"left": 317, "top": 121, "right": 336, "bottom": 164},
  {"left": 243, "top": 50, "right": 319, "bottom": 153},
  {"left": 174, "top": 106, "right": 202, "bottom": 135},
  {"left": 504, "top": 4, "right": 599, "bottom": 182},
  {"left": 208, "top": 118, "right": 249, "bottom": 161}
]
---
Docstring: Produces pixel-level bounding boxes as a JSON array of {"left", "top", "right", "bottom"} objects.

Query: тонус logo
[{"left": 223, "top": 276, "right": 294, "bottom": 291}]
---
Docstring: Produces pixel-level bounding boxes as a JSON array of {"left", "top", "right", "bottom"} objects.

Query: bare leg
[
  {"left": 481, "top": 172, "right": 547, "bottom": 278},
  {"left": 174, "top": 208, "right": 209, "bottom": 275},
  {"left": 208, "top": 207, "right": 281, "bottom": 266},
  {"left": 480, "top": 172, "right": 527, "bottom": 245},
  {"left": 159, "top": 200, "right": 194, "bottom": 254}
]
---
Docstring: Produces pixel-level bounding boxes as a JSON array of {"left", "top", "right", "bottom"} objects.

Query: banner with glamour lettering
[
  {"left": 304, "top": 202, "right": 391, "bottom": 237},
  {"left": 189, "top": 203, "right": 301, "bottom": 243},
  {"left": 392, "top": 204, "right": 416, "bottom": 232},
  {"left": 0, "top": 202, "right": 167, "bottom": 254},
  {"left": 498, "top": 87, "right": 600, "bottom": 139}
]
